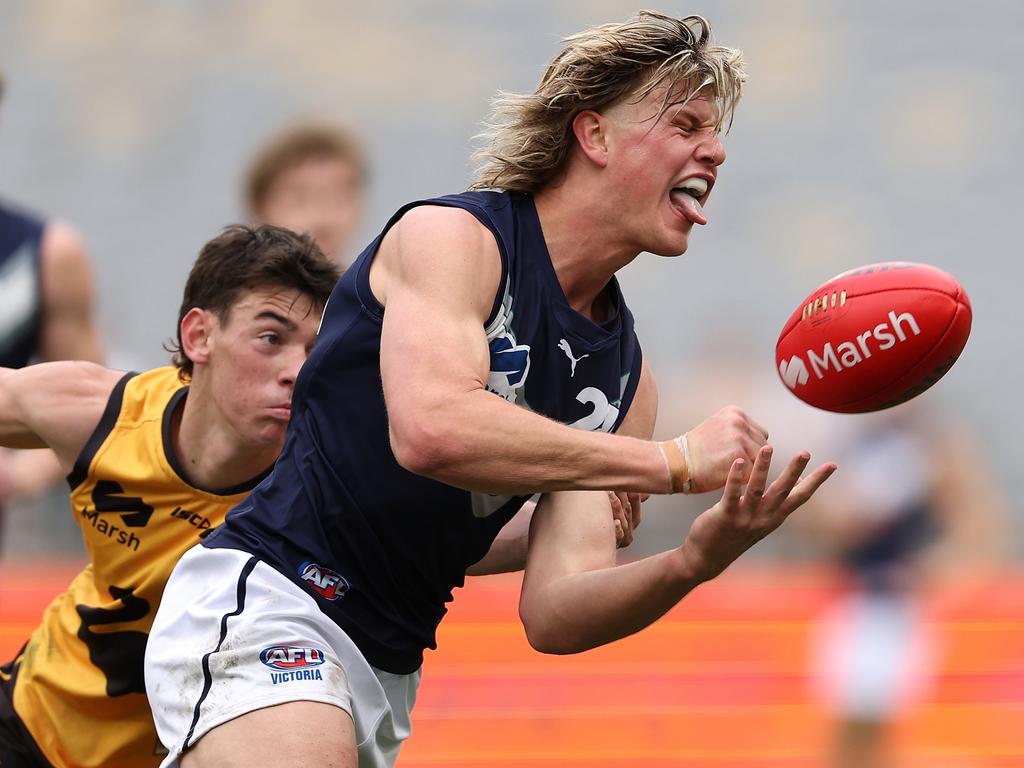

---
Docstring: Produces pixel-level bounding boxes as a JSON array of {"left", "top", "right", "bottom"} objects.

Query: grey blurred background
[{"left": 0, "top": 0, "right": 1020, "bottom": 556}]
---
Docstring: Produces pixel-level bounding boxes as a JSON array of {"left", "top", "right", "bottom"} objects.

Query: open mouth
[{"left": 669, "top": 177, "right": 709, "bottom": 224}]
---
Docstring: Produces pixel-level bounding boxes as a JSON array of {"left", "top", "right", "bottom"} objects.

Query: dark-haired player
[{"left": 0, "top": 225, "right": 339, "bottom": 768}]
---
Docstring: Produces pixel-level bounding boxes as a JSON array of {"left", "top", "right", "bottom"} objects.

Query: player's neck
[
  {"left": 534, "top": 184, "right": 631, "bottom": 323},
  {"left": 170, "top": 384, "right": 277, "bottom": 491}
]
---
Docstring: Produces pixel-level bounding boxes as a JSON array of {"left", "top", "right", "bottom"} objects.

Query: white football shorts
[
  {"left": 811, "top": 590, "right": 935, "bottom": 718},
  {"left": 145, "top": 545, "right": 420, "bottom": 768}
]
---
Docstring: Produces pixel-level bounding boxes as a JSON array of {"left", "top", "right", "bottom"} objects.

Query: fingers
[
  {"left": 627, "top": 492, "right": 643, "bottom": 530},
  {"left": 745, "top": 415, "right": 769, "bottom": 445},
  {"left": 609, "top": 491, "right": 633, "bottom": 548},
  {"left": 762, "top": 451, "right": 812, "bottom": 506},
  {"left": 744, "top": 445, "right": 773, "bottom": 501},
  {"left": 779, "top": 462, "right": 838, "bottom": 515},
  {"left": 720, "top": 458, "right": 746, "bottom": 509}
]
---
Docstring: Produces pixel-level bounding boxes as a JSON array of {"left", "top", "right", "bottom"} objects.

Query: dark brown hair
[
  {"left": 244, "top": 123, "right": 367, "bottom": 215},
  {"left": 169, "top": 224, "right": 340, "bottom": 378}
]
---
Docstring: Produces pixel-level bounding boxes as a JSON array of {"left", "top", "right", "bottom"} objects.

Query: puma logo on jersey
[{"left": 557, "top": 339, "right": 589, "bottom": 378}]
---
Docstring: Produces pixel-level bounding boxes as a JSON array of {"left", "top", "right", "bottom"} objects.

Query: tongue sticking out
[{"left": 670, "top": 190, "right": 707, "bottom": 225}]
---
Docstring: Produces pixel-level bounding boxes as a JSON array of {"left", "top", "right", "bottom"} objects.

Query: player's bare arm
[
  {"left": 374, "top": 206, "right": 765, "bottom": 496},
  {"left": 466, "top": 358, "right": 658, "bottom": 576},
  {"left": 38, "top": 221, "right": 103, "bottom": 364},
  {"left": 519, "top": 447, "right": 837, "bottom": 654},
  {"left": 466, "top": 484, "right": 643, "bottom": 576},
  {"left": 464, "top": 500, "right": 536, "bottom": 576},
  {"left": 468, "top": 357, "right": 657, "bottom": 576},
  {"left": 0, "top": 361, "right": 122, "bottom": 469}
]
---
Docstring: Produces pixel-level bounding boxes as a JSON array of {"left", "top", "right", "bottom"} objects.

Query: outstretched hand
[{"left": 678, "top": 445, "right": 837, "bottom": 583}]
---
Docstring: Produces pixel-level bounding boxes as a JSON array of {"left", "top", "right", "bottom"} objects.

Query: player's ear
[
  {"left": 571, "top": 110, "right": 610, "bottom": 168},
  {"left": 180, "top": 307, "right": 214, "bottom": 366}
]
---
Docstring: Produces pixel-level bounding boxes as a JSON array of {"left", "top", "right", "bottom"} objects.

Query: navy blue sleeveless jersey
[
  {"left": 205, "top": 191, "right": 644, "bottom": 673},
  {"left": 0, "top": 200, "right": 44, "bottom": 368}
]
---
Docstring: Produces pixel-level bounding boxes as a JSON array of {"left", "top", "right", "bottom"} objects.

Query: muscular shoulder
[
  {"left": 372, "top": 203, "right": 502, "bottom": 317},
  {"left": 393, "top": 205, "right": 500, "bottom": 267}
]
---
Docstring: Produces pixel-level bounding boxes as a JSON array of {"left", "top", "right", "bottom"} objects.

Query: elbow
[
  {"left": 520, "top": 602, "right": 576, "bottom": 656},
  {"left": 524, "top": 628, "right": 573, "bottom": 656},
  {"left": 389, "top": 412, "right": 463, "bottom": 479}
]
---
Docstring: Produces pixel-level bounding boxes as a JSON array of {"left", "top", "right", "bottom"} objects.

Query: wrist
[
  {"left": 657, "top": 434, "right": 692, "bottom": 494},
  {"left": 667, "top": 544, "right": 706, "bottom": 592}
]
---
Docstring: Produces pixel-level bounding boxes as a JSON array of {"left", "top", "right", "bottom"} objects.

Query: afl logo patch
[
  {"left": 259, "top": 646, "right": 326, "bottom": 670},
  {"left": 298, "top": 561, "right": 349, "bottom": 601}
]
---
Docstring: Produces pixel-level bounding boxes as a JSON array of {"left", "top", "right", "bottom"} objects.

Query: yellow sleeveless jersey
[{"left": 10, "top": 367, "right": 266, "bottom": 768}]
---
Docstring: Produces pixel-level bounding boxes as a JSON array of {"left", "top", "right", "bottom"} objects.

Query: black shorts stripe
[{"left": 182, "top": 555, "right": 259, "bottom": 751}]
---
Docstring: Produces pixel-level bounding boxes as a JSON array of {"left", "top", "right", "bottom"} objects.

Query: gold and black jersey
[{"left": 8, "top": 366, "right": 266, "bottom": 768}]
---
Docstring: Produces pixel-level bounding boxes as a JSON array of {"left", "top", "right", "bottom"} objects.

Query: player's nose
[
  {"left": 280, "top": 346, "right": 308, "bottom": 386},
  {"left": 696, "top": 134, "right": 726, "bottom": 167}
]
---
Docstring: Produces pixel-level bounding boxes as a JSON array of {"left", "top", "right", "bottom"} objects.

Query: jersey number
[{"left": 569, "top": 386, "right": 619, "bottom": 432}]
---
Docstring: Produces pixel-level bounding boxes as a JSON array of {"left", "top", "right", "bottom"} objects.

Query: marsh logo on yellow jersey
[{"left": 79, "top": 481, "right": 154, "bottom": 552}]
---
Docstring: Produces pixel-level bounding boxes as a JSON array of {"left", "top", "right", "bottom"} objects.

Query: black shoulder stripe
[{"left": 66, "top": 371, "right": 139, "bottom": 490}]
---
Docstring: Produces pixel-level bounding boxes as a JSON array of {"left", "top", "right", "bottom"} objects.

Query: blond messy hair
[{"left": 471, "top": 11, "right": 746, "bottom": 193}]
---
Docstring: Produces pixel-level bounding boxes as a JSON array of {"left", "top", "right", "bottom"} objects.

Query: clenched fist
[{"left": 660, "top": 405, "right": 769, "bottom": 494}]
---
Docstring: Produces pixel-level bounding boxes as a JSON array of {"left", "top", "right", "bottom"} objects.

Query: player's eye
[{"left": 259, "top": 332, "right": 282, "bottom": 346}]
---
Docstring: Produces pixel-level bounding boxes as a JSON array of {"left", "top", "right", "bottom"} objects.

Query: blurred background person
[
  {"left": 244, "top": 122, "right": 367, "bottom": 269},
  {"left": 0, "top": 68, "right": 103, "bottom": 553},
  {"left": 654, "top": 329, "right": 1011, "bottom": 767},
  {"left": 798, "top": 403, "right": 1010, "bottom": 768}
]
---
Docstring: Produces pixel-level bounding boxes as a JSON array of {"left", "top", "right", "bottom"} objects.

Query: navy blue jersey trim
[
  {"left": 352, "top": 195, "right": 512, "bottom": 330},
  {"left": 66, "top": 371, "right": 138, "bottom": 490},
  {"left": 182, "top": 555, "right": 259, "bottom": 751}
]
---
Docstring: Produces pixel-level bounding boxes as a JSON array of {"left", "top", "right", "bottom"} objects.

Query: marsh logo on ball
[
  {"left": 778, "top": 356, "right": 809, "bottom": 388},
  {"left": 780, "top": 309, "right": 921, "bottom": 390}
]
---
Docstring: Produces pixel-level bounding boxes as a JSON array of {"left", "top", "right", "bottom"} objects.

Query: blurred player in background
[
  {"left": 0, "top": 224, "right": 339, "bottom": 768},
  {"left": 245, "top": 122, "right": 367, "bottom": 268},
  {"left": 146, "top": 13, "right": 834, "bottom": 768},
  {"left": 801, "top": 404, "right": 1009, "bottom": 768},
  {"left": 0, "top": 68, "right": 104, "bottom": 551},
  {"left": 658, "top": 326, "right": 1010, "bottom": 767}
]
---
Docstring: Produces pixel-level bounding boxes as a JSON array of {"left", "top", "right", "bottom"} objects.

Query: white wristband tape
[
  {"left": 658, "top": 433, "right": 693, "bottom": 494},
  {"left": 676, "top": 434, "right": 693, "bottom": 494},
  {"left": 657, "top": 441, "right": 673, "bottom": 494}
]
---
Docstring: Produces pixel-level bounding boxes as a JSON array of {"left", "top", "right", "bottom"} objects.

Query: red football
[{"left": 775, "top": 262, "right": 972, "bottom": 413}]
